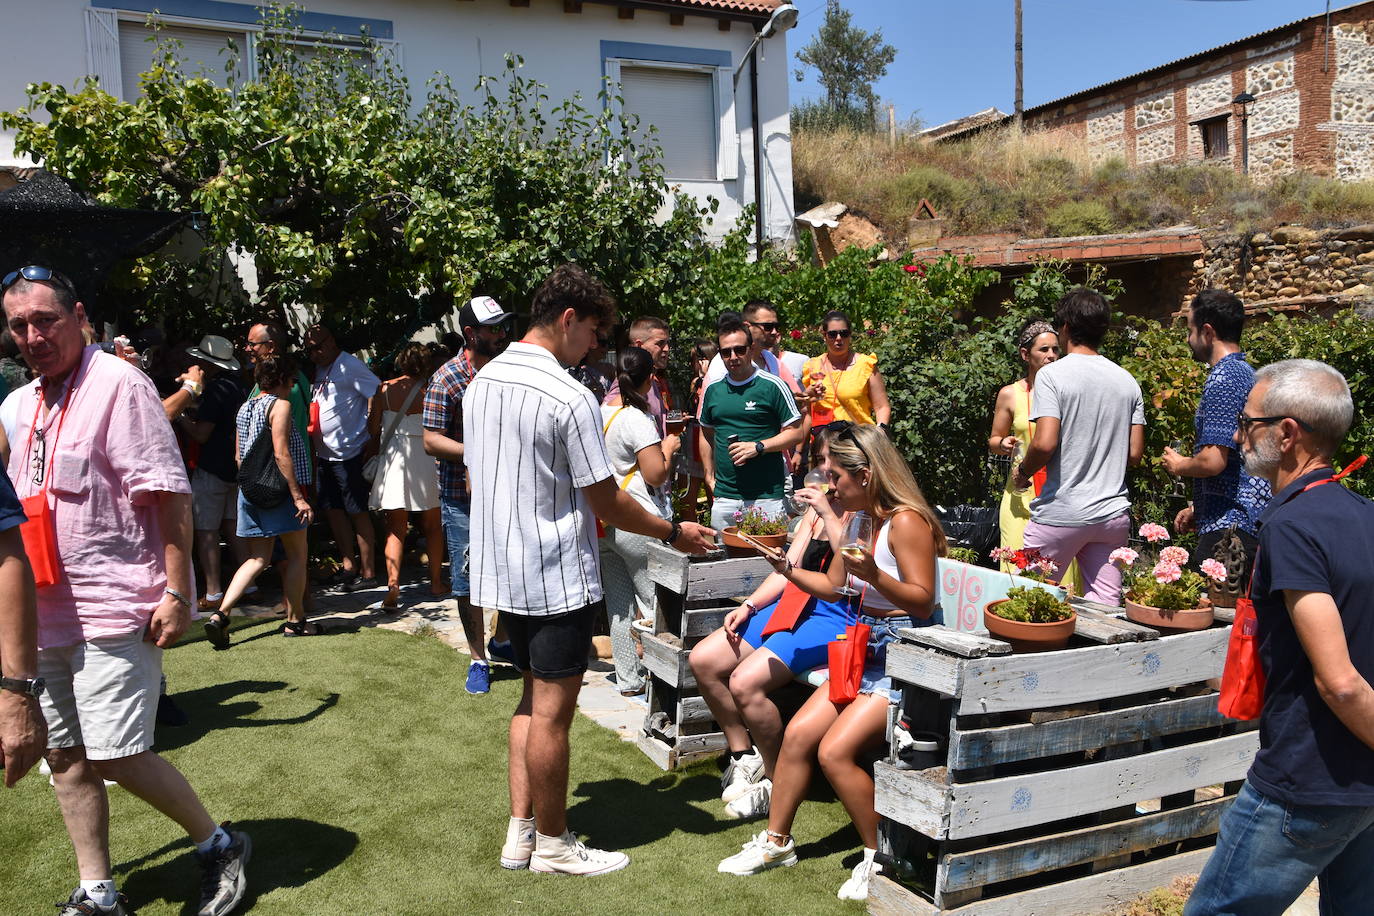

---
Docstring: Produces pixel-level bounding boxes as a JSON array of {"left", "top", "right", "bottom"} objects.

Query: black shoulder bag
[{"left": 238, "top": 398, "right": 291, "bottom": 509}]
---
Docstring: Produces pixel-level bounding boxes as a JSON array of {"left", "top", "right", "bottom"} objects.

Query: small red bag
[
  {"left": 19, "top": 491, "right": 60, "bottom": 589},
  {"left": 761, "top": 584, "right": 814, "bottom": 636},
  {"left": 827, "top": 621, "right": 871, "bottom": 704},
  {"left": 307, "top": 400, "right": 321, "bottom": 437},
  {"left": 1218, "top": 594, "right": 1265, "bottom": 720}
]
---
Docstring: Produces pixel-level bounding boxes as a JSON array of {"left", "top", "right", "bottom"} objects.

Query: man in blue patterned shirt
[
  {"left": 423, "top": 296, "right": 514, "bottom": 695},
  {"left": 1162, "top": 289, "right": 1271, "bottom": 587}
]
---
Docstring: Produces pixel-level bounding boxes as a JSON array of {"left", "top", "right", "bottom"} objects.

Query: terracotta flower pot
[
  {"left": 984, "top": 599, "right": 1077, "bottom": 652},
  {"left": 1124, "top": 596, "right": 1214, "bottom": 631},
  {"left": 721, "top": 526, "right": 786, "bottom": 559}
]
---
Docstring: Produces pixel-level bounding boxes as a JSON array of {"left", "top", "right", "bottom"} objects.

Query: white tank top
[{"left": 852, "top": 512, "right": 906, "bottom": 613}]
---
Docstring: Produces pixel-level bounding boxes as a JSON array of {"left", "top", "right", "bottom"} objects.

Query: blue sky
[{"left": 785, "top": 0, "right": 1338, "bottom": 128}]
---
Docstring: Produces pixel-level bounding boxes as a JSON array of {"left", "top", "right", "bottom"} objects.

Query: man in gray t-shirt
[{"left": 1015, "top": 288, "right": 1144, "bottom": 604}]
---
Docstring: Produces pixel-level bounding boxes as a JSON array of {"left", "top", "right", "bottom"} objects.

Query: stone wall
[
  {"left": 1197, "top": 224, "right": 1374, "bottom": 303},
  {"left": 1023, "top": 3, "right": 1374, "bottom": 181}
]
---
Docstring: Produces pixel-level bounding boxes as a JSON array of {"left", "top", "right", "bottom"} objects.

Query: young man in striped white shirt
[{"left": 464, "top": 264, "right": 715, "bottom": 876}]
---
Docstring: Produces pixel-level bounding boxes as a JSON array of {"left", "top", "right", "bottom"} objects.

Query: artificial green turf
[{"left": 1, "top": 618, "right": 866, "bottom": 914}]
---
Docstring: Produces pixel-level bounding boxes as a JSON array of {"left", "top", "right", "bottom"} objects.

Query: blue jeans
[
  {"left": 1185, "top": 781, "right": 1374, "bottom": 916},
  {"left": 440, "top": 497, "right": 471, "bottom": 598}
]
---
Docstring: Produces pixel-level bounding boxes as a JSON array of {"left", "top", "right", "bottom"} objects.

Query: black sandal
[
  {"left": 282, "top": 620, "right": 325, "bottom": 637},
  {"left": 204, "top": 612, "right": 231, "bottom": 650}
]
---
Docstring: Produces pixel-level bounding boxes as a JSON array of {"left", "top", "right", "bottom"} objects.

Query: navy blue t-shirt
[
  {"left": 0, "top": 468, "right": 24, "bottom": 533},
  {"left": 1247, "top": 468, "right": 1374, "bottom": 806}
]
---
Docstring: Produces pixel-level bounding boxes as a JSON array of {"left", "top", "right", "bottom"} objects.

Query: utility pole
[{"left": 1014, "top": 0, "right": 1024, "bottom": 129}]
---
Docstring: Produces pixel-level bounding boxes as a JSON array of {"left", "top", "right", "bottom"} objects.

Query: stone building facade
[{"left": 1019, "top": 1, "right": 1374, "bottom": 182}]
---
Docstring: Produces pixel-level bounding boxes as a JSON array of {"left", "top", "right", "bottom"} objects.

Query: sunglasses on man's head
[
  {"left": 825, "top": 328, "right": 852, "bottom": 340},
  {"left": 2, "top": 265, "right": 77, "bottom": 298},
  {"left": 719, "top": 344, "right": 751, "bottom": 358}
]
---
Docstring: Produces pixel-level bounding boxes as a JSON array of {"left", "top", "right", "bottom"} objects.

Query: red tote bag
[
  {"left": 1218, "top": 591, "right": 1265, "bottom": 721},
  {"left": 827, "top": 621, "right": 871, "bottom": 704}
]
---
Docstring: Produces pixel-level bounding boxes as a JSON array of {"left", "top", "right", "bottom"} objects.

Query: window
[
  {"left": 87, "top": 8, "right": 400, "bottom": 103},
  {"left": 118, "top": 21, "right": 247, "bottom": 100},
  {"left": 619, "top": 66, "right": 718, "bottom": 181},
  {"left": 602, "top": 43, "right": 738, "bottom": 183},
  {"left": 1199, "top": 116, "right": 1230, "bottom": 159}
]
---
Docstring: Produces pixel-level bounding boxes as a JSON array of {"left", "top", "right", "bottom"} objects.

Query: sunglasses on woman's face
[{"left": 825, "top": 328, "right": 852, "bottom": 340}]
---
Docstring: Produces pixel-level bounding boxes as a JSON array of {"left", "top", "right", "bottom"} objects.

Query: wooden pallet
[
  {"left": 636, "top": 544, "right": 774, "bottom": 770},
  {"left": 872, "top": 621, "right": 1253, "bottom": 914}
]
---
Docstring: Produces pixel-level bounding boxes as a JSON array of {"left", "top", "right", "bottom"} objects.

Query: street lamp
[
  {"left": 1233, "top": 91, "right": 1255, "bottom": 174},
  {"left": 734, "top": 2, "right": 799, "bottom": 258}
]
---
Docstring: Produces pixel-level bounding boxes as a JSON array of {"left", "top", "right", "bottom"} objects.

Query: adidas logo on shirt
[{"left": 745, "top": 400, "right": 757, "bottom": 410}]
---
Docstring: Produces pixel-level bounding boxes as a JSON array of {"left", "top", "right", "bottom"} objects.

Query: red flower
[
  {"left": 903, "top": 263, "right": 927, "bottom": 276},
  {"left": 789, "top": 329, "right": 802, "bottom": 340}
]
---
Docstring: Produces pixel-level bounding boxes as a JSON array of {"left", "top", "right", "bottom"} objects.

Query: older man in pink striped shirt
[{"left": 0, "top": 266, "right": 249, "bottom": 916}]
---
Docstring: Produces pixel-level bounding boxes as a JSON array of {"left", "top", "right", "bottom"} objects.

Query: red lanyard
[
  {"left": 1247, "top": 455, "right": 1367, "bottom": 600},
  {"left": 24, "top": 365, "right": 80, "bottom": 492}
]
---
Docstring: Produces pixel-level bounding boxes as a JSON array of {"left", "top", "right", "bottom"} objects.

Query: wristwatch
[
  {"left": 662, "top": 520, "right": 682, "bottom": 547},
  {"left": 0, "top": 676, "right": 45, "bottom": 698},
  {"left": 754, "top": 441, "right": 765, "bottom": 455}
]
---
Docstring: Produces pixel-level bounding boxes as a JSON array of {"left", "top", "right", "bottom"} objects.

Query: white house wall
[{"left": 0, "top": 0, "right": 794, "bottom": 243}]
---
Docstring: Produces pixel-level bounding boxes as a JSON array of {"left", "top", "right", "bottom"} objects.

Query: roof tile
[{"left": 651, "top": 0, "right": 781, "bottom": 15}]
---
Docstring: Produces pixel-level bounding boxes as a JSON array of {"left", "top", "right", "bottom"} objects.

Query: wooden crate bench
[
  {"left": 870, "top": 619, "right": 1257, "bottom": 916},
  {"left": 637, "top": 543, "right": 777, "bottom": 770}
]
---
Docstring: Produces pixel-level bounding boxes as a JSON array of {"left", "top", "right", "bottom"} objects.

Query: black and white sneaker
[
  {"left": 196, "top": 824, "right": 252, "bottom": 916},
  {"left": 55, "top": 888, "right": 134, "bottom": 915}
]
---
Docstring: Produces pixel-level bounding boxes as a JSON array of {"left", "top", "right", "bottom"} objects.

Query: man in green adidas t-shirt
[{"left": 701, "top": 317, "right": 803, "bottom": 532}]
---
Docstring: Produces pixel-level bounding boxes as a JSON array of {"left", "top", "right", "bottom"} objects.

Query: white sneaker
[
  {"left": 837, "top": 856, "right": 880, "bottom": 901},
  {"left": 717, "top": 830, "right": 798, "bottom": 875},
  {"left": 721, "top": 749, "right": 765, "bottom": 803},
  {"left": 724, "top": 778, "right": 771, "bottom": 820},
  {"left": 500, "top": 817, "right": 536, "bottom": 870},
  {"left": 529, "top": 830, "right": 629, "bottom": 876}
]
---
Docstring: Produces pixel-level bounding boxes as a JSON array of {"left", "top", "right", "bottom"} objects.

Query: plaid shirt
[{"left": 422, "top": 351, "right": 478, "bottom": 503}]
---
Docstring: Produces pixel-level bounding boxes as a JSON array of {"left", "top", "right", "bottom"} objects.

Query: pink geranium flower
[
  {"left": 1109, "top": 547, "right": 1138, "bottom": 567},
  {"left": 1159, "top": 545, "right": 1189, "bottom": 566},
  {"left": 1152, "top": 561, "right": 1182, "bottom": 584},
  {"left": 1201, "top": 558, "right": 1228, "bottom": 582},
  {"left": 1139, "top": 523, "right": 1170, "bottom": 543}
]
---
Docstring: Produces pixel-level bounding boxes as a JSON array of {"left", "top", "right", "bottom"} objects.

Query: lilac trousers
[{"left": 1022, "top": 512, "right": 1131, "bottom": 605}]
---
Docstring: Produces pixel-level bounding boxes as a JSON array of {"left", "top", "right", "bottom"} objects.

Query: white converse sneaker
[
  {"left": 529, "top": 830, "right": 630, "bottom": 876},
  {"left": 717, "top": 830, "right": 798, "bottom": 875},
  {"left": 720, "top": 749, "right": 765, "bottom": 803},
  {"left": 837, "top": 855, "right": 880, "bottom": 901},
  {"left": 500, "top": 817, "right": 536, "bottom": 870},
  {"left": 724, "top": 778, "right": 771, "bottom": 820}
]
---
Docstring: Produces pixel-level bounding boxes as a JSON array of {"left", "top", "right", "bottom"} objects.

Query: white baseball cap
[{"left": 461, "top": 296, "right": 513, "bottom": 330}]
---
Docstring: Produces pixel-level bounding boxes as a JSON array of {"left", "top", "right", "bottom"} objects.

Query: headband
[{"left": 1018, "top": 321, "right": 1056, "bottom": 351}]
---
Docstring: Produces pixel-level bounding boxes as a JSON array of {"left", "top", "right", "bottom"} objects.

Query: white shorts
[
  {"left": 39, "top": 629, "right": 162, "bottom": 760},
  {"left": 191, "top": 467, "right": 238, "bottom": 531}
]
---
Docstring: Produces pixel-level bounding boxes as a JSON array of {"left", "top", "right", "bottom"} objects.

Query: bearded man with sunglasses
[
  {"left": 700, "top": 317, "right": 803, "bottom": 532},
  {"left": 0, "top": 266, "right": 249, "bottom": 916},
  {"left": 1185, "top": 360, "right": 1374, "bottom": 916}
]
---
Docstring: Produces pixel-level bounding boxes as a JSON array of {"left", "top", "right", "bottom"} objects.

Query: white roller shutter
[
  {"left": 118, "top": 20, "right": 246, "bottom": 100},
  {"left": 85, "top": 8, "right": 122, "bottom": 94},
  {"left": 619, "top": 66, "right": 717, "bottom": 181}
]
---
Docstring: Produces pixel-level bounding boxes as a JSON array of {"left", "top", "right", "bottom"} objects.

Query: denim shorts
[
  {"left": 441, "top": 497, "right": 471, "bottom": 598},
  {"left": 857, "top": 613, "right": 928, "bottom": 701}
]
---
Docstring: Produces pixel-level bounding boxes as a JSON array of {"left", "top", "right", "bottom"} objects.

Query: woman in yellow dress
[
  {"left": 988, "top": 320, "right": 1081, "bottom": 591},
  {"left": 801, "top": 310, "right": 891, "bottom": 430}
]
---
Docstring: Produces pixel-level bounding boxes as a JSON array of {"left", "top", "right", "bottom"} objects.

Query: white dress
[{"left": 370, "top": 410, "right": 439, "bottom": 511}]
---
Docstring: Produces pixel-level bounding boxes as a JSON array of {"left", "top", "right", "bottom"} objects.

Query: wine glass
[
  {"left": 836, "top": 512, "right": 873, "bottom": 597},
  {"left": 803, "top": 467, "right": 831, "bottom": 495},
  {"left": 1013, "top": 442, "right": 1032, "bottom": 493}
]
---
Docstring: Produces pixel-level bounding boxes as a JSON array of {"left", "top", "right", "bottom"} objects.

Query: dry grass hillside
[{"left": 792, "top": 126, "right": 1374, "bottom": 243}]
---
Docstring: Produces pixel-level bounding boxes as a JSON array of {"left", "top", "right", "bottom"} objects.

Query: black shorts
[
  {"left": 500, "top": 602, "right": 601, "bottom": 680},
  {"left": 317, "top": 454, "right": 371, "bottom": 514}
]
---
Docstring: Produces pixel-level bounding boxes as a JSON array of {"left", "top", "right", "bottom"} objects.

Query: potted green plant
[
  {"left": 1112, "top": 523, "right": 1228, "bottom": 631},
  {"left": 946, "top": 546, "right": 980, "bottom": 565},
  {"left": 984, "top": 547, "right": 1076, "bottom": 651},
  {"left": 721, "top": 506, "right": 789, "bottom": 558}
]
